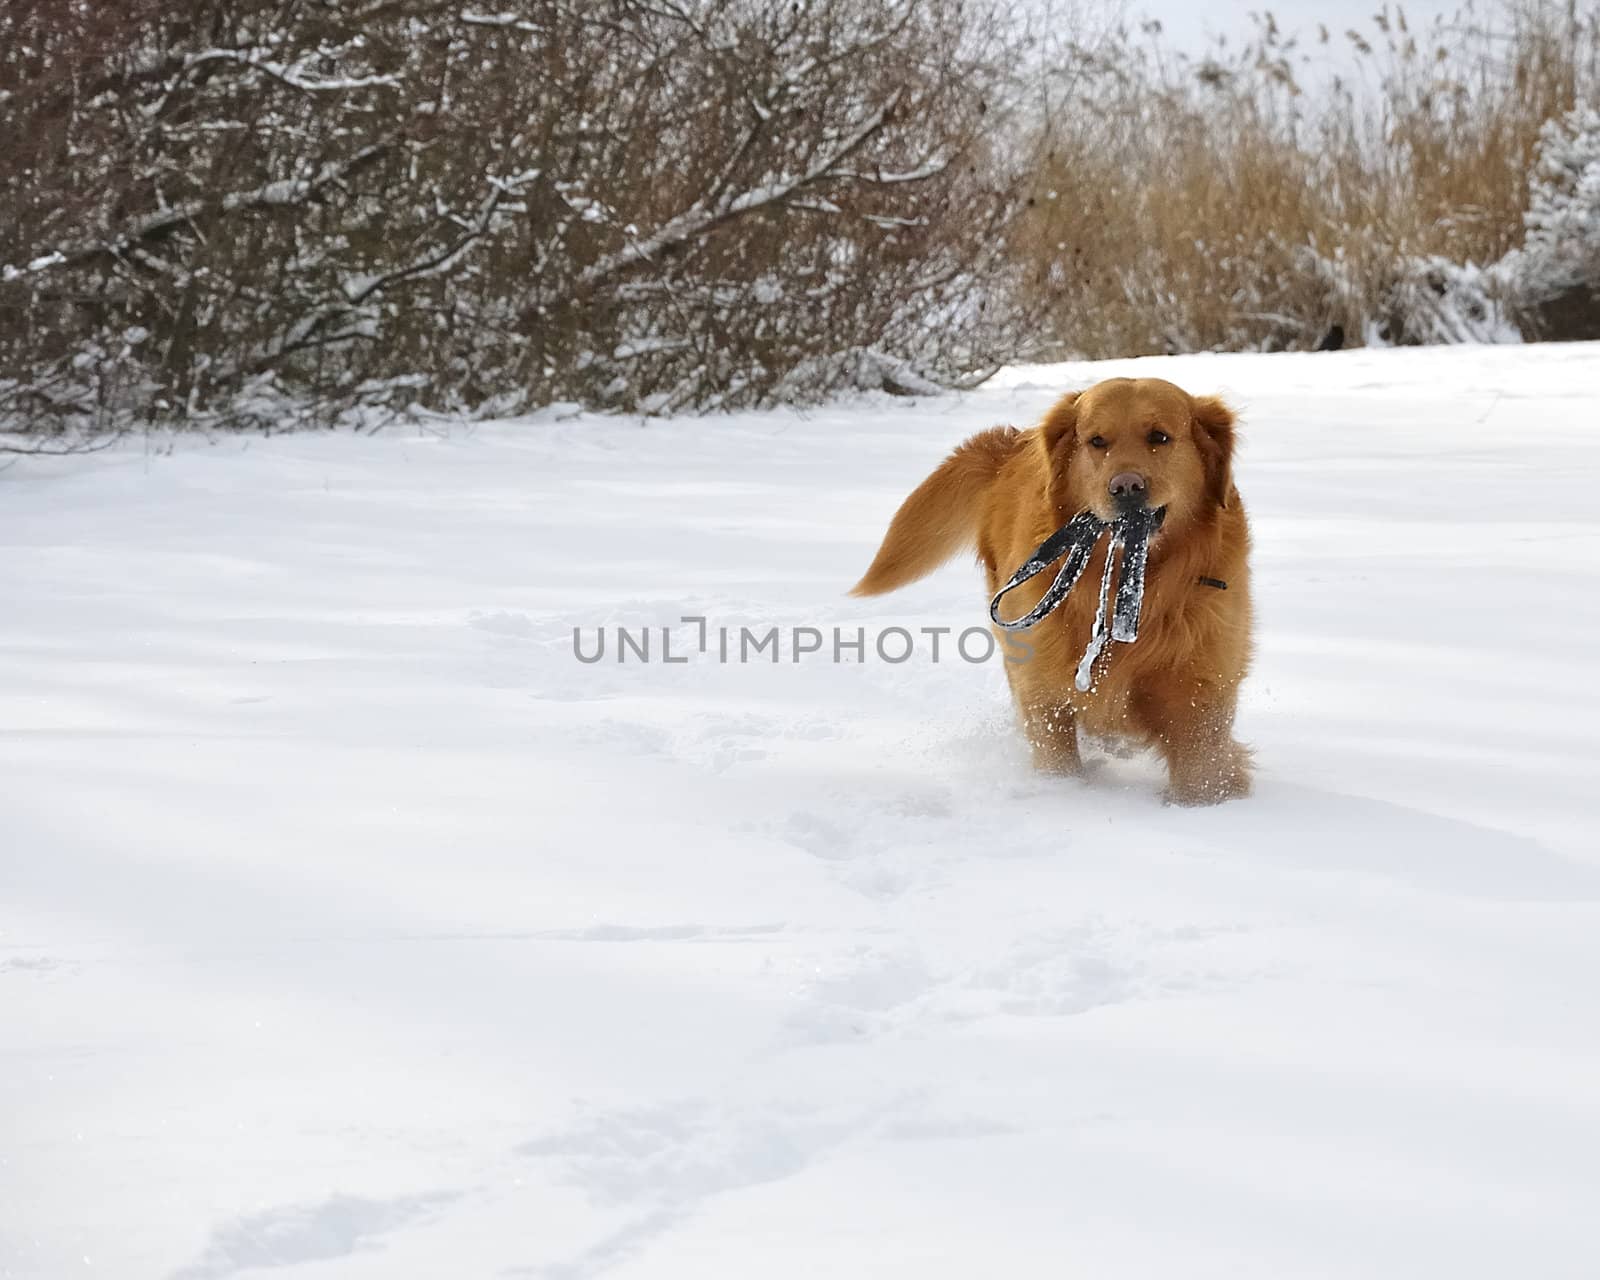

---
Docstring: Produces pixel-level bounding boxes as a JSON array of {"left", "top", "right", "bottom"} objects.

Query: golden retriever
[{"left": 852, "top": 377, "right": 1252, "bottom": 804}]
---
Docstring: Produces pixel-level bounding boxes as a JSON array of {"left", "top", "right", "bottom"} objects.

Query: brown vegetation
[
  {"left": 3, "top": 0, "right": 1598, "bottom": 441},
  {"left": 0, "top": 0, "right": 1041, "bottom": 438},
  {"left": 1017, "top": 2, "right": 1600, "bottom": 356}
]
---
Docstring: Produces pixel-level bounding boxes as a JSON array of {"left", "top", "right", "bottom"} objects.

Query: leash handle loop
[{"left": 988, "top": 510, "right": 1105, "bottom": 632}]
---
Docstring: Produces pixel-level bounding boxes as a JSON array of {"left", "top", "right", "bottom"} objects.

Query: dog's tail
[{"left": 850, "top": 426, "right": 1019, "bottom": 597}]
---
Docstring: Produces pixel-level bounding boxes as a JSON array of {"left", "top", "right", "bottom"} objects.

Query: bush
[
  {"left": 8, "top": 0, "right": 1597, "bottom": 445},
  {"left": 1017, "top": 1, "right": 1600, "bottom": 356},
  {"left": 1504, "top": 104, "right": 1600, "bottom": 335},
  {"left": 0, "top": 0, "right": 1041, "bottom": 438}
]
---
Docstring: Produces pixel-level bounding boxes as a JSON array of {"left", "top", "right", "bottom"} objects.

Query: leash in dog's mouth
[{"left": 988, "top": 506, "right": 1167, "bottom": 692}]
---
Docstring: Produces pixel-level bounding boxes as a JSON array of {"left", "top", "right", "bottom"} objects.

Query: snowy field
[{"left": 5, "top": 344, "right": 1600, "bottom": 1280}]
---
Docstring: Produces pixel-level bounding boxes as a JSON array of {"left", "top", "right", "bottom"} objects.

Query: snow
[
  {"left": 5, "top": 343, "right": 1600, "bottom": 1279},
  {"left": 1516, "top": 106, "right": 1600, "bottom": 304}
]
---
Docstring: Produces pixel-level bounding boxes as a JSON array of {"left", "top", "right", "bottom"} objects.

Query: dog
[{"left": 851, "top": 377, "right": 1252, "bottom": 805}]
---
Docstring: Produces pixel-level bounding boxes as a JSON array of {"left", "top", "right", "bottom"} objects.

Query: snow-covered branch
[
  {"left": 578, "top": 91, "right": 903, "bottom": 289},
  {"left": 4, "top": 146, "right": 390, "bottom": 280},
  {"left": 1, "top": 0, "right": 1032, "bottom": 431},
  {"left": 179, "top": 47, "right": 402, "bottom": 94}
]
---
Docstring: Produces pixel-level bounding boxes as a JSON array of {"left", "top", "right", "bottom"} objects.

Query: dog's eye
[
  {"left": 1147, "top": 430, "right": 1171, "bottom": 446},
  {"left": 1088, "top": 435, "right": 1108, "bottom": 449}
]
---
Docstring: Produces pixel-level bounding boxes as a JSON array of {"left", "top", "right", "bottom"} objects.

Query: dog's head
[{"left": 1038, "top": 377, "right": 1237, "bottom": 530}]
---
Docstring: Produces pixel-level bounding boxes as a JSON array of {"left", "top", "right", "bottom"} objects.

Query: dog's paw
[
  {"left": 1163, "top": 739, "right": 1252, "bottom": 806},
  {"left": 1164, "top": 785, "right": 1225, "bottom": 807},
  {"left": 1163, "top": 768, "right": 1252, "bottom": 807},
  {"left": 1030, "top": 746, "right": 1084, "bottom": 777}
]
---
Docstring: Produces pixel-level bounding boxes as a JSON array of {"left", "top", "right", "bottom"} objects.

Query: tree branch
[{"left": 577, "top": 90, "right": 902, "bottom": 289}]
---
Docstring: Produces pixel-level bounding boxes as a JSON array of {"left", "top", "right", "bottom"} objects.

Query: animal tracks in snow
[
  {"left": 169, "top": 1192, "right": 458, "bottom": 1280},
  {"left": 518, "top": 1100, "right": 847, "bottom": 1209},
  {"left": 0, "top": 953, "right": 73, "bottom": 979},
  {"left": 514, "top": 1099, "right": 867, "bottom": 1279}
]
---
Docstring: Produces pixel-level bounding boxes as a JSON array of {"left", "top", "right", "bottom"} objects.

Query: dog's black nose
[{"left": 1108, "top": 472, "right": 1147, "bottom": 507}]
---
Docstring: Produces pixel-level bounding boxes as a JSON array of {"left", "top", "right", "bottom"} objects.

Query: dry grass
[{"left": 1019, "top": 1, "right": 1600, "bottom": 356}]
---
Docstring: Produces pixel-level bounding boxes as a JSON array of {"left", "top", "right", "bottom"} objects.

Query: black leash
[
  {"left": 987, "top": 510, "right": 1104, "bottom": 631},
  {"left": 989, "top": 506, "right": 1232, "bottom": 693},
  {"left": 989, "top": 506, "right": 1166, "bottom": 634}
]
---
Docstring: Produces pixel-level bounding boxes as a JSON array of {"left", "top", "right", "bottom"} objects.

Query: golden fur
[{"left": 852, "top": 377, "right": 1253, "bottom": 804}]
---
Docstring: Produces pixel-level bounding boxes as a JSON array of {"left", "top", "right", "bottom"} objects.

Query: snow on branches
[
  {"left": 1515, "top": 107, "right": 1600, "bottom": 309},
  {"left": 0, "top": 0, "right": 1038, "bottom": 436}
]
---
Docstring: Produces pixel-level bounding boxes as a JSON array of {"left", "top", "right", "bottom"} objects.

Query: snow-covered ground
[{"left": 5, "top": 344, "right": 1600, "bottom": 1280}]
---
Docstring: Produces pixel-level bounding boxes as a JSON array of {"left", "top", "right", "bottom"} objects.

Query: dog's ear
[
  {"left": 1038, "top": 391, "right": 1080, "bottom": 467},
  {"left": 1191, "top": 394, "right": 1237, "bottom": 511}
]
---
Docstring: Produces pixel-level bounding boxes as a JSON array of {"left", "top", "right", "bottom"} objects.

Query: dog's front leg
[
  {"left": 1020, "top": 699, "right": 1083, "bottom": 776},
  {"left": 1137, "top": 684, "right": 1252, "bottom": 805}
]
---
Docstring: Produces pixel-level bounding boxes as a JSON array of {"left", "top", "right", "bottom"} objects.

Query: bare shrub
[{"left": 0, "top": 0, "right": 1041, "bottom": 437}]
